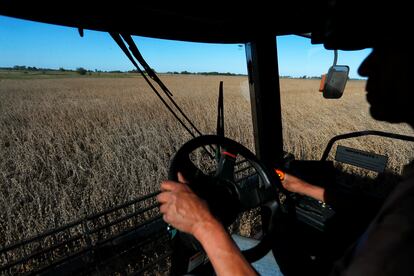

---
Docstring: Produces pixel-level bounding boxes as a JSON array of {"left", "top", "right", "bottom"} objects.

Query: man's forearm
[
  {"left": 299, "top": 182, "right": 326, "bottom": 202},
  {"left": 193, "top": 219, "right": 257, "bottom": 275},
  {"left": 283, "top": 173, "right": 326, "bottom": 202}
]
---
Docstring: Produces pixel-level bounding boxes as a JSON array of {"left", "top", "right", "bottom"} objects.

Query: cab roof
[{"left": 0, "top": 1, "right": 407, "bottom": 50}]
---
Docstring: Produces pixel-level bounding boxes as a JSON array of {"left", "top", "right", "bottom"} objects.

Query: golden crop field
[{"left": 1, "top": 75, "right": 413, "bottom": 246}]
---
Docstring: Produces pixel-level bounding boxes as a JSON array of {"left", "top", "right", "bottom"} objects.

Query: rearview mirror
[{"left": 322, "top": 65, "right": 349, "bottom": 99}]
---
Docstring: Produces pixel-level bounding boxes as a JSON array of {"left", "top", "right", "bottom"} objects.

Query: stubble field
[{"left": 1, "top": 75, "right": 413, "bottom": 246}]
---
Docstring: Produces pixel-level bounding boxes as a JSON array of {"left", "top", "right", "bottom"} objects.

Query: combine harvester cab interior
[{"left": 1, "top": 1, "right": 413, "bottom": 275}]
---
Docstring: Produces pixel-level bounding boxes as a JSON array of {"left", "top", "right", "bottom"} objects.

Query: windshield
[{"left": 0, "top": 16, "right": 254, "bottom": 246}]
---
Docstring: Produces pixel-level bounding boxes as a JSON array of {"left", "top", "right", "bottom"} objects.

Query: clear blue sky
[{"left": 0, "top": 15, "right": 371, "bottom": 78}]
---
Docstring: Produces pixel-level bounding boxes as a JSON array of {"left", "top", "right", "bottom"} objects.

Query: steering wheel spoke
[
  {"left": 215, "top": 149, "right": 237, "bottom": 182},
  {"left": 236, "top": 173, "right": 265, "bottom": 210}
]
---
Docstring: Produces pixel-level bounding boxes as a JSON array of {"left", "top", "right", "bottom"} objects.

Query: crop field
[{"left": 1, "top": 75, "right": 413, "bottom": 248}]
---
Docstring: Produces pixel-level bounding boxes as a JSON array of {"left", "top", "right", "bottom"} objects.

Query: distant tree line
[
  {"left": 3, "top": 65, "right": 115, "bottom": 75},
  {"left": 1, "top": 65, "right": 360, "bottom": 79},
  {"left": 9, "top": 65, "right": 54, "bottom": 72},
  {"left": 5, "top": 66, "right": 244, "bottom": 76},
  {"left": 280, "top": 75, "right": 323, "bottom": 79},
  {"left": 165, "top": 71, "right": 246, "bottom": 76}
]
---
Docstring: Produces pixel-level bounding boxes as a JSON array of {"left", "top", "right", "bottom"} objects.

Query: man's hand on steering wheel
[
  {"left": 157, "top": 172, "right": 218, "bottom": 238},
  {"left": 157, "top": 171, "right": 258, "bottom": 276}
]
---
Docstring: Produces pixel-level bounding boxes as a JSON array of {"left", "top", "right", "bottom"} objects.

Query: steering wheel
[{"left": 168, "top": 135, "right": 286, "bottom": 263}]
